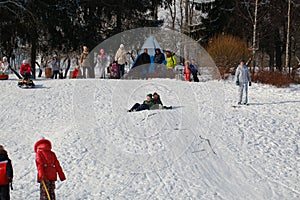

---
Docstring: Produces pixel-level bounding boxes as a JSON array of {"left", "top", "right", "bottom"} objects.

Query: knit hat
[
  {"left": 239, "top": 58, "right": 246, "bottom": 63},
  {"left": 120, "top": 44, "right": 124, "bottom": 48},
  {"left": 153, "top": 92, "right": 158, "bottom": 96},
  {"left": 147, "top": 93, "right": 152, "bottom": 98}
]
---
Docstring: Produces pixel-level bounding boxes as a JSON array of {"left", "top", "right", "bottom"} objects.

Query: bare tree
[{"left": 285, "top": 0, "right": 291, "bottom": 73}]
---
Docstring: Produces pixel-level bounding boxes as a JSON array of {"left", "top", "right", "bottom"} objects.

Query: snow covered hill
[{"left": 0, "top": 76, "right": 299, "bottom": 199}]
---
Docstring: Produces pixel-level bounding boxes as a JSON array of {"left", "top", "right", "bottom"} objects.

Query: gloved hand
[
  {"left": 236, "top": 81, "right": 239, "bottom": 86},
  {"left": 249, "top": 82, "right": 252, "bottom": 86},
  {"left": 8, "top": 177, "right": 13, "bottom": 183}
]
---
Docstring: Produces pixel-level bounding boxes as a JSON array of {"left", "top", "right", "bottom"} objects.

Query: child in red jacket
[
  {"left": 20, "top": 60, "right": 32, "bottom": 81},
  {"left": 34, "top": 138, "right": 66, "bottom": 200},
  {"left": 184, "top": 60, "right": 191, "bottom": 81}
]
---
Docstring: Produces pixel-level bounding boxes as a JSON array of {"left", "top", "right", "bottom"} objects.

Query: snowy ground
[{"left": 0, "top": 75, "right": 299, "bottom": 199}]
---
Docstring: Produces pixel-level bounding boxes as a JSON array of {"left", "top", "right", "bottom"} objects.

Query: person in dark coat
[
  {"left": 132, "top": 48, "right": 151, "bottom": 68},
  {"left": 128, "top": 94, "right": 154, "bottom": 112},
  {"left": 151, "top": 92, "right": 172, "bottom": 110},
  {"left": 154, "top": 49, "right": 165, "bottom": 64},
  {"left": 188, "top": 59, "right": 199, "bottom": 82},
  {"left": 0, "top": 145, "right": 13, "bottom": 200}
]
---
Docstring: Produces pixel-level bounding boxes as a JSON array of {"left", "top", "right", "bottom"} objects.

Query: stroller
[{"left": 109, "top": 61, "right": 119, "bottom": 79}]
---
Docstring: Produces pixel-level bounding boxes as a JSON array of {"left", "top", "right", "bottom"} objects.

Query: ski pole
[{"left": 41, "top": 180, "right": 51, "bottom": 200}]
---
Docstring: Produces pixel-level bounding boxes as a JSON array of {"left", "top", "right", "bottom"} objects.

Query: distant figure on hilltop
[
  {"left": 235, "top": 59, "right": 251, "bottom": 105},
  {"left": 0, "top": 145, "right": 13, "bottom": 200},
  {"left": 153, "top": 48, "right": 165, "bottom": 64},
  {"left": 34, "top": 138, "right": 66, "bottom": 200},
  {"left": 165, "top": 50, "right": 176, "bottom": 70},
  {"left": 115, "top": 44, "right": 127, "bottom": 78},
  {"left": 51, "top": 55, "right": 60, "bottom": 79},
  {"left": 80, "top": 46, "right": 94, "bottom": 78},
  {"left": 96, "top": 49, "right": 108, "bottom": 78}
]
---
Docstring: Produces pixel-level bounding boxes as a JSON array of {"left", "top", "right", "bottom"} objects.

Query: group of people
[
  {"left": 0, "top": 138, "right": 66, "bottom": 200},
  {"left": 128, "top": 92, "right": 172, "bottom": 112}
]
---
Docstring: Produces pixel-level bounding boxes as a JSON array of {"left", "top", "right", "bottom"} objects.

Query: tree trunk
[
  {"left": 31, "top": 37, "right": 37, "bottom": 79},
  {"left": 285, "top": 0, "right": 291, "bottom": 74},
  {"left": 252, "top": 0, "right": 258, "bottom": 75}
]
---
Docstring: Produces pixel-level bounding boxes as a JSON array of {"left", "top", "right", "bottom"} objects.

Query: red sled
[{"left": 0, "top": 74, "right": 9, "bottom": 80}]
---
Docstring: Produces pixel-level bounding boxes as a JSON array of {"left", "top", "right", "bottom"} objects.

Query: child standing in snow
[
  {"left": 0, "top": 145, "right": 13, "bottom": 200},
  {"left": 235, "top": 59, "right": 251, "bottom": 105},
  {"left": 184, "top": 61, "right": 191, "bottom": 82},
  {"left": 128, "top": 94, "right": 154, "bottom": 112},
  {"left": 34, "top": 138, "right": 66, "bottom": 200}
]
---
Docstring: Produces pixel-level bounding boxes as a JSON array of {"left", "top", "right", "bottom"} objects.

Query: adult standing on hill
[
  {"left": 80, "top": 46, "right": 94, "bottom": 78},
  {"left": 235, "top": 59, "right": 251, "bottom": 105},
  {"left": 165, "top": 51, "right": 177, "bottom": 70},
  {"left": 115, "top": 44, "right": 127, "bottom": 78},
  {"left": 51, "top": 55, "right": 60, "bottom": 79},
  {"left": 0, "top": 145, "right": 13, "bottom": 200},
  {"left": 154, "top": 48, "right": 165, "bottom": 64},
  {"left": 34, "top": 138, "right": 66, "bottom": 200}
]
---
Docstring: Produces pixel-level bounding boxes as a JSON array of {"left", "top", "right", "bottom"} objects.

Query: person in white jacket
[
  {"left": 0, "top": 57, "right": 9, "bottom": 74},
  {"left": 235, "top": 59, "right": 251, "bottom": 105},
  {"left": 115, "top": 44, "right": 127, "bottom": 78}
]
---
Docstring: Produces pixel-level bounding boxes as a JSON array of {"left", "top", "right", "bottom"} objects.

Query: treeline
[{"left": 0, "top": 0, "right": 165, "bottom": 76}]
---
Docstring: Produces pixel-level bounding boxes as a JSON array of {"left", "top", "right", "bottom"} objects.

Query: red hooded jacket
[
  {"left": 34, "top": 139, "right": 66, "bottom": 182},
  {"left": 20, "top": 63, "right": 31, "bottom": 75}
]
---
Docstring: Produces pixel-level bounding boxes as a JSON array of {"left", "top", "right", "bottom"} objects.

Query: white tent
[{"left": 138, "top": 35, "right": 162, "bottom": 57}]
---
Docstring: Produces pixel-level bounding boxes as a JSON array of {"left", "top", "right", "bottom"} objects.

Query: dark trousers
[
  {"left": 22, "top": 72, "right": 31, "bottom": 80},
  {"left": 52, "top": 70, "right": 59, "bottom": 79},
  {"left": 0, "top": 184, "right": 10, "bottom": 200},
  {"left": 40, "top": 181, "right": 56, "bottom": 200},
  {"left": 192, "top": 73, "right": 199, "bottom": 82},
  {"left": 118, "top": 64, "right": 125, "bottom": 79},
  {"left": 129, "top": 103, "right": 150, "bottom": 111}
]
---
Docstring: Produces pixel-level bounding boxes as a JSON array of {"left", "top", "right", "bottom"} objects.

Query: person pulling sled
[
  {"left": 34, "top": 138, "right": 66, "bottom": 200},
  {"left": 18, "top": 59, "right": 35, "bottom": 88}
]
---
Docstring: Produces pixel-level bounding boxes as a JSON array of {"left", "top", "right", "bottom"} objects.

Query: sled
[
  {"left": 0, "top": 74, "right": 9, "bottom": 80},
  {"left": 18, "top": 79, "right": 35, "bottom": 88}
]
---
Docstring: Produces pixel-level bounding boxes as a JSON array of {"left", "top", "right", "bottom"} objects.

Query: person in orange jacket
[
  {"left": 184, "top": 60, "right": 191, "bottom": 81},
  {"left": 34, "top": 138, "right": 66, "bottom": 200}
]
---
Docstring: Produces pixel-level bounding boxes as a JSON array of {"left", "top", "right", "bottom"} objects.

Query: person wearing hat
[
  {"left": 115, "top": 44, "right": 127, "bottom": 78},
  {"left": 0, "top": 57, "right": 9, "bottom": 74},
  {"left": 235, "top": 58, "right": 251, "bottom": 105},
  {"left": 19, "top": 59, "right": 32, "bottom": 81},
  {"left": 34, "top": 138, "right": 66, "bottom": 200},
  {"left": 128, "top": 94, "right": 154, "bottom": 112},
  {"left": 0, "top": 145, "right": 13, "bottom": 200}
]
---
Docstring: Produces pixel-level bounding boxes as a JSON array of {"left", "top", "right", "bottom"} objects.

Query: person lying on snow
[
  {"left": 151, "top": 92, "right": 172, "bottom": 110},
  {"left": 128, "top": 94, "right": 154, "bottom": 112}
]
